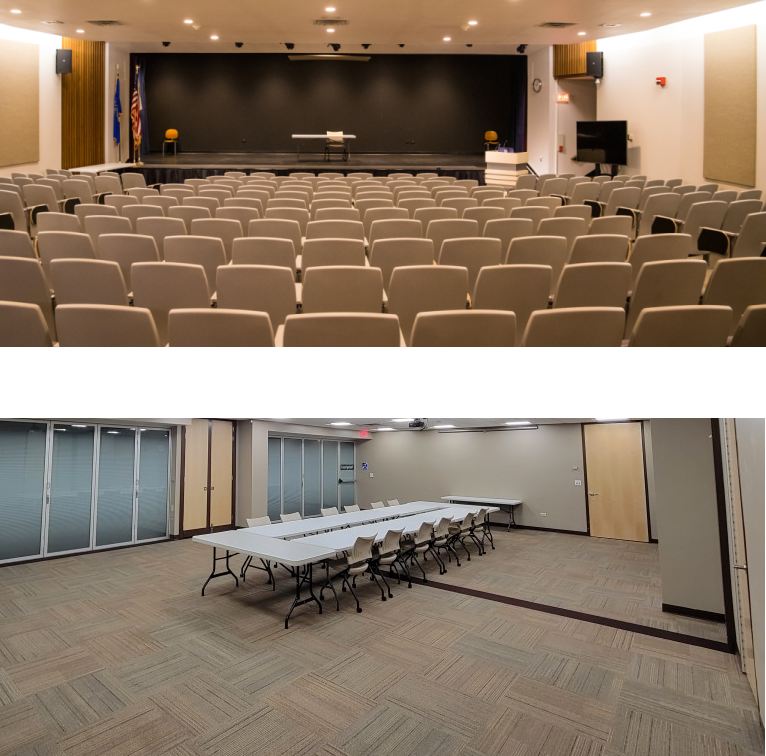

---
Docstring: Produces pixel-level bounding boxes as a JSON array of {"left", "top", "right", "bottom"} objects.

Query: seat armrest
[
  {"left": 275, "top": 324, "right": 285, "bottom": 347},
  {"left": 63, "top": 197, "right": 81, "bottom": 214},
  {"left": 95, "top": 192, "right": 111, "bottom": 205}
]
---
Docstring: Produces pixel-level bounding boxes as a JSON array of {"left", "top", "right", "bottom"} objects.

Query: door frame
[{"left": 580, "top": 420, "right": 652, "bottom": 542}]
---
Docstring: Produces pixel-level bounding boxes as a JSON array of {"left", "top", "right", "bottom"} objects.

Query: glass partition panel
[
  {"left": 322, "top": 441, "right": 338, "bottom": 509},
  {"left": 47, "top": 424, "right": 95, "bottom": 554},
  {"left": 339, "top": 441, "right": 356, "bottom": 508},
  {"left": 137, "top": 428, "right": 169, "bottom": 541},
  {"left": 303, "top": 440, "right": 321, "bottom": 517},
  {"left": 267, "top": 437, "right": 282, "bottom": 522},
  {"left": 283, "top": 438, "right": 302, "bottom": 516},
  {"left": 0, "top": 421, "right": 47, "bottom": 562},
  {"left": 96, "top": 427, "right": 135, "bottom": 547}
]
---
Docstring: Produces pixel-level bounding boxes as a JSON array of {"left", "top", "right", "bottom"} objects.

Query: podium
[{"left": 484, "top": 151, "right": 529, "bottom": 190}]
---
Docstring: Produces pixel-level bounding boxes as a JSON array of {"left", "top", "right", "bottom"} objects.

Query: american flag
[{"left": 130, "top": 76, "right": 142, "bottom": 152}]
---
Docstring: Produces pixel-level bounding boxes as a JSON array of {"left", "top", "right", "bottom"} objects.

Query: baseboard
[
  {"left": 650, "top": 537, "right": 659, "bottom": 544},
  {"left": 489, "top": 521, "right": 589, "bottom": 537},
  {"left": 178, "top": 525, "right": 234, "bottom": 539},
  {"left": 662, "top": 603, "right": 726, "bottom": 623}
]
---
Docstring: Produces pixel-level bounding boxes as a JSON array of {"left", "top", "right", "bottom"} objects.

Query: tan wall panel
[
  {"left": 210, "top": 421, "right": 233, "bottom": 527},
  {"left": 554, "top": 41, "right": 597, "bottom": 79},
  {"left": 61, "top": 38, "right": 105, "bottom": 170},
  {"left": 183, "top": 420, "right": 209, "bottom": 531},
  {"left": 0, "top": 40, "right": 39, "bottom": 168},
  {"left": 704, "top": 26, "right": 757, "bottom": 187}
]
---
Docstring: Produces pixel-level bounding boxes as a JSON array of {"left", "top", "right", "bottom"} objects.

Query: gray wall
[
  {"left": 735, "top": 418, "right": 764, "bottom": 719},
  {"left": 642, "top": 420, "right": 659, "bottom": 540},
  {"left": 355, "top": 424, "right": 588, "bottom": 532},
  {"left": 650, "top": 419, "right": 725, "bottom": 614}
]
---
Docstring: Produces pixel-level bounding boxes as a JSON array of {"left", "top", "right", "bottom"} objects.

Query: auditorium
[{"left": 0, "top": 0, "right": 764, "bottom": 346}]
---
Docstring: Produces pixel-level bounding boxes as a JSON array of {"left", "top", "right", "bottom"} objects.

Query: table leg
[
  {"left": 285, "top": 563, "right": 323, "bottom": 629},
  {"left": 201, "top": 548, "right": 239, "bottom": 596},
  {"left": 508, "top": 505, "right": 516, "bottom": 531}
]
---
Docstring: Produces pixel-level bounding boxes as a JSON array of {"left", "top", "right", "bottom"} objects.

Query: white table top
[
  {"left": 244, "top": 501, "right": 445, "bottom": 539},
  {"left": 292, "top": 134, "right": 357, "bottom": 139},
  {"left": 192, "top": 530, "right": 336, "bottom": 566},
  {"left": 442, "top": 495, "right": 522, "bottom": 506}
]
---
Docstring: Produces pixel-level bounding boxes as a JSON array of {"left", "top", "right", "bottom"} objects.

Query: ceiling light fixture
[
  {"left": 326, "top": 6, "right": 336, "bottom": 11},
  {"left": 578, "top": 31, "right": 586, "bottom": 35},
  {"left": 76, "top": 29, "right": 85, "bottom": 33},
  {"left": 210, "top": 35, "right": 218, "bottom": 39},
  {"left": 640, "top": 12, "right": 652, "bottom": 16},
  {"left": 71, "top": 424, "right": 88, "bottom": 428},
  {"left": 443, "top": 36, "right": 451, "bottom": 41},
  {"left": 376, "top": 427, "right": 395, "bottom": 431},
  {"left": 433, "top": 424, "right": 456, "bottom": 429},
  {"left": 505, "top": 421, "right": 532, "bottom": 426},
  {"left": 327, "top": 27, "right": 335, "bottom": 32},
  {"left": 391, "top": 418, "right": 414, "bottom": 422},
  {"left": 468, "top": 20, "right": 477, "bottom": 25},
  {"left": 330, "top": 421, "right": 352, "bottom": 426},
  {"left": 10, "top": 8, "right": 21, "bottom": 13},
  {"left": 594, "top": 418, "right": 630, "bottom": 422},
  {"left": 184, "top": 19, "right": 193, "bottom": 24}
]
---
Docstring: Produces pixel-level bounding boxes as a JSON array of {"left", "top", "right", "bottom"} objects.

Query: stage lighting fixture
[
  {"left": 284, "top": 43, "right": 295, "bottom": 50},
  {"left": 516, "top": 44, "right": 527, "bottom": 53},
  {"left": 398, "top": 44, "right": 405, "bottom": 48},
  {"left": 361, "top": 44, "right": 371, "bottom": 49},
  {"left": 328, "top": 43, "right": 341, "bottom": 51},
  {"left": 162, "top": 41, "right": 170, "bottom": 47},
  {"left": 235, "top": 42, "right": 243, "bottom": 48},
  {"left": 466, "top": 44, "right": 473, "bottom": 47}
]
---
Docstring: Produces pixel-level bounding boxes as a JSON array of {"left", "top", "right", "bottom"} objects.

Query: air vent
[
  {"left": 42, "top": 20, "right": 64, "bottom": 25},
  {"left": 86, "top": 20, "right": 124, "bottom": 27},
  {"left": 536, "top": 22, "right": 578, "bottom": 28},
  {"left": 313, "top": 19, "right": 348, "bottom": 26},
  {"left": 600, "top": 23, "right": 622, "bottom": 27}
]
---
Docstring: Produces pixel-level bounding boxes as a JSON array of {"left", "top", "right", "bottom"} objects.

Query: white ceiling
[
  {"left": 1, "top": 0, "right": 759, "bottom": 53},
  {"left": 259, "top": 418, "right": 618, "bottom": 431}
]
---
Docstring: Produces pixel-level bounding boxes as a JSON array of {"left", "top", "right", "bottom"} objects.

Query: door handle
[
  {"left": 734, "top": 563, "right": 747, "bottom": 570},
  {"left": 210, "top": 486, "right": 215, "bottom": 491},
  {"left": 588, "top": 492, "right": 599, "bottom": 497}
]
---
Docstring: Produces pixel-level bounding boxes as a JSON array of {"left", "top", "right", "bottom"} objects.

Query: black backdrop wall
[{"left": 142, "top": 54, "right": 527, "bottom": 154}]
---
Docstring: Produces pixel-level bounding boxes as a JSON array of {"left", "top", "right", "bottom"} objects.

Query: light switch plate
[{"left": 574, "top": 479, "right": 582, "bottom": 486}]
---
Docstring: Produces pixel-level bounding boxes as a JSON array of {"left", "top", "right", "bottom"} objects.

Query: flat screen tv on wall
[{"left": 576, "top": 121, "right": 628, "bottom": 165}]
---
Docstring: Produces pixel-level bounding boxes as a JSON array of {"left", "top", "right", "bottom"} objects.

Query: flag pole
[
  {"left": 134, "top": 64, "right": 143, "bottom": 167},
  {"left": 116, "top": 65, "right": 121, "bottom": 164}
]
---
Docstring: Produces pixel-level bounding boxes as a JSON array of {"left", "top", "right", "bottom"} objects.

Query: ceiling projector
[{"left": 409, "top": 419, "right": 426, "bottom": 429}]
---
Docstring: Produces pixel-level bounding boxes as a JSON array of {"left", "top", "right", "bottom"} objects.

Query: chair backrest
[
  {"left": 164, "top": 235, "right": 227, "bottom": 292},
  {"left": 37, "top": 231, "right": 96, "bottom": 279},
  {"left": 280, "top": 313, "right": 403, "bottom": 346},
  {"left": 23, "top": 184, "right": 59, "bottom": 213},
  {"left": 305, "top": 219, "right": 364, "bottom": 242},
  {"left": 0, "top": 257, "right": 57, "bottom": 338},
  {"left": 370, "top": 501, "right": 385, "bottom": 509},
  {"left": 626, "top": 259, "right": 708, "bottom": 337},
  {"left": 83, "top": 215, "right": 133, "bottom": 249},
  {"left": 0, "top": 301, "right": 53, "bottom": 346},
  {"left": 712, "top": 190, "right": 738, "bottom": 204},
  {"left": 183, "top": 196, "right": 221, "bottom": 213},
  {"left": 309, "top": 198, "right": 351, "bottom": 220},
  {"left": 540, "top": 177, "right": 568, "bottom": 196},
  {"left": 368, "top": 238, "right": 435, "bottom": 290},
  {"left": 730, "top": 304, "right": 766, "bottom": 346},
  {"left": 248, "top": 218, "right": 302, "bottom": 254},
  {"left": 0, "top": 229, "right": 36, "bottom": 258},
  {"left": 509, "top": 206, "right": 552, "bottom": 233},
  {"left": 553, "top": 262, "right": 631, "bottom": 309},
  {"left": 168, "top": 205, "right": 212, "bottom": 233},
  {"left": 568, "top": 183, "right": 600, "bottom": 205},
  {"left": 482, "top": 198, "right": 522, "bottom": 216},
  {"left": 301, "top": 265, "right": 384, "bottom": 313},
  {"left": 231, "top": 236, "right": 296, "bottom": 274},
  {"left": 732, "top": 213, "right": 766, "bottom": 258},
  {"left": 506, "top": 235, "right": 568, "bottom": 295},
  {"left": 280, "top": 512, "right": 302, "bottom": 522},
  {"left": 321, "top": 507, "right": 340, "bottom": 517},
  {"left": 738, "top": 189, "right": 762, "bottom": 201},
  {"left": 526, "top": 197, "right": 562, "bottom": 213},
  {"left": 386, "top": 265, "right": 469, "bottom": 346},
  {"left": 120, "top": 173, "right": 148, "bottom": 190},
  {"left": 702, "top": 258, "right": 766, "bottom": 335},
  {"left": 344, "top": 504, "right": 361, "bottom": 512},
  {"left": 681, "top": 201, "right": 729, "bottom": 242},
  {"left": 189, "top": 218, "right": 243, "bottom": 262},
  {"left": 97, "top": 234, "right": 160, "bottom": 291},
  {"left": 123, "top": 204, "right": 164, "bottom": 229},
  {"left": 74, "top": 202, "right": 118, "bottom": 223},
  {"left": 675, "top": 191, "right": 712, "bottom": 222},
  {"left": 588, "top": 215, "right": 632, "bottom": 237},
  {"left": 167, "top": 308, "right": 274, "bottom": 347},
  {"left": 95, "top": 175, "right": 123, "bottom": 196},
  {"left": 507, "top": 189, "right": 539, "bottom": 203},
  {"left": 426, "top": 218, "right": 479, "bottom": 261},
  {"left": 411, "top": 309, "right": 516, "bottom": 347},
  {"left": 473, "top": 264, "right": 551, "bottom": 346},
  {"left": 386, "top": 499, "right": 400, "bottom": 507},
  {"left": 135, "top": 216, "right": 187, "bottom": 259},
  {"left": 264, "top": 207, "right": 310, "bottom": 235},
  {"left": 627, "top": 233, "right": 691, "bottom": 289},
  {"left": 721, "top": 199, "right": 763, "bottom": 233},
  {"left": 637, "top": 185, "right": 671, "bottom": 211},
  {"left": 628, "top": 305, "right": 733, "bottom": 346},
  {"left": 301, "top": 238, "right": 365, "bottom": 271},
  {"left": 664, "top": 178, "right": 683, "bottom": 189},
  {"left": 380, "top": 529, "right": 404, "bottom": 554},
  {"left": 348, "top": 535, "right": 375, "bottom": 566},
  {"left": 63, "top": 179, "right": 94, "bottom": 204},
  {"left": 354, "top": 199, "right": 395, "bottom": 221},
  {"left": 696, "top": 183, "right": 719, "bottom": 194},
  {"left": 49, "top": 259, "right": 129, "bottom": 306},
  {"left": 413, "top": 521, "right": 433, "bottom": 546},
  {"left": 246, "top": 516, "right": 271, "bottom": 527},
  {"left": 363, "top": 208, "right": 409, "bottom": 239},
  {"left": 522, "top": 307, "right": 626, "bottom": 347},
  {"left": 216, "top": 264, "right": 297, "bottom": 328},
  {"left": 399, "top": 198, "right": 436, "bottom": 218},
  {"left": 131, "top": 262, "right": 210, "bottom": 343},
  {"left": 461, "top": 207, "right": 505, "bottom": 234},
  {"left": 568, "top": 234, "right": 629, "bottom": 264},
  {"left": 127, "top": 187, "right": 160, "bottom": 201},
  {"left": 604, "top": 187, "right": 641, "bottom": 216},
  {"left": 536, "top": 217, "right": 588, "bottom": 255},
  {"left": 638, "top": 192, "right": 682, "bottom": 236},
  {"left": 514, "top": 174, "right": 537, "bottom": 191},
  {"left": 55, "top": 304, "right": 160, "bottom": 346},
  {"left": 314, "top": 207, "right": 360, "bottom": 223},
  {"left": 438, "top": 237, "right": 502, "bottom": 291},
  {"left": 104, "top": 194, "right": 140, "bottom": 214},
  {"left": 368, "top": 218, "right": 422, "bottom": 246}
]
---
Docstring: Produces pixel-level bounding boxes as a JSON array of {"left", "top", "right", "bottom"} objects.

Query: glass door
[
  {"left": 267, "top": 437, "right": 282, "bottom": 522},
  {"left": 282, "top": 438, "right": 303, "bottom": 516},
  {"left": 95, "top": 426, "right": 136, "bottom": 548},
  {"left": 303, "top": 440, "right": 321, "bottom": 517},
  {"left": 322, "top": 441, "right": 339, "bottom": 510},
  {"left": 137, "top": 428, "right": 170, "bottom": 541},
  {"left": 339, "top": 441, "right": 356, "bottom": 508}
]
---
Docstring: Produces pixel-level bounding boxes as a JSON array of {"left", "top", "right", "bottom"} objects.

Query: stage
[{"left": 79, "top": 152, "right": 487, "bottom": 184}]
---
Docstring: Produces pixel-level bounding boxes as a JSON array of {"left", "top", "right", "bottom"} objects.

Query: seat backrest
[
  {"left": 321, "top": 507, "right": 340, "bottom": 517},
  {"left": 553, "top": 262, "right": 631, "bottom": 309},
  {"left": 627, "top": 233, "right": 691, "bottom": 289},
  {"left": 63, "top": 179, "right": 94, "bottom": 204},
  {"left": 0, "top": 229, "right": 36, "bottom": 258},
  {"left": 216, "top": 264, "right": 297, "bottom": 328},
  {"left": 712, "top": 190, "right": 738, "bottom": 204},
  {"left": 363, "top": 207, "right": 409, "bottom": 238},
  {"left": 120, "top": 173, "right": 148, "bottom": 190},
  {"left": 37, "top": 231, "right": 96, "bottom": 278},
  {"left": 482, "top": 198, "right": 522, "bottom": 215},
  {"left": 509, "top": 205, "right": 552, "bottom": 233},
  {"left": 55, "top": 304, "right": 160, "bottom": 346},
  {"left": 301, "top": 265, "right": 384, "bottom": 313},
  {"left": 410, "top": 309, "right": 516, "bottom": 347},
  {"left": 74, "top": 205, "right": 118, "bottom": 228},
  {"left": 539, "top": 178, "right": 568, "bottom": 196},
  {"left": 245, "top": 516, "right": 272, "bottom": 527},
  {"left": 732, "top": 213, "right": 766, "bottom": 258},
  {"left": 702, "top": 258, "right": 766, "bottom": 334},
  {"left": 264, "top": 207, "right": 309, "bottom": 235},
  {"left": 626, "top": 259, "right": 707, "bottom": 337},
  {"left": 461, "top": 207, "right": 505, "bottom": 234},
  {"left": 123, "top": 204, "right": 164, "bottom": 230},
  {"left": 588, "top": 215, "right": 633, "bottom": 236},
  {"left": 368, "top": 218, "right": 422, "bottom": 246},
  {"left": 386, "top": 265, "right": 469, "bottom": 346},
  {"left": 281, "top": 512, "right": 302, "bottom": 522},
  {"left": 628, "top": 305, "right": 733, "bottom": 346},
  {"left": 168, "top": 308, "right": 274, "bottom": 347},
  {"left": 425, "top": 218, "right": 479, "bottom": 260},
  {"left": 506, "top": 235, "right": 568, "bottom": 294},
  {"left": 506, "top": 189, "right": 539, "bottom": 203},
  {"left": 597, "top": 181, "right": 621, "bottom": 202},
  {"left": 168, "top": 205, "right": 212, "bottom": 233},
  {"left": 0, "top": 301, "right": 53, "bottom": 346},
  {"left": 164, "top": 235, "right": 227, "bottom": 292},
  {"left": 696, "top": 182, "right": 719, "bottom": 194},
  {"left": 0, "top": 257, "right": 57, "bottom": 338},
  {"left": 637, "top": 185, "right": 671, "bottom": 211},
  {"left": 604, "top": 187, "right": 641, "bottom": 216},
  {"left": 438, "top": 237, "right": 501, "bottom": 291},
  {"left": 730, "top": 304, "right": 766, "bottom": 346},
  {"left": 473, "top": 264, "right": 551, "bottom": 346},
  {"left": 49, "top": 259, "right": 129, "bottom": 306},
  {"left": 183, "top": 195, "right": 221, "bottom": 212},
  {"left": 483, "top": 217, "right": 534, "bottom": 260},
  {"left": 522, "top": 307, "right": 626, "bottom": 347},
  {"left": 569, "top": 183, "right": 600, "bottom": 205},
  {"left": 305, "top": 219, "right": 364, "bottom": 242},
  {"left": 104, "top": 194, "right": 140, "bottom": 214},
  {"left": 131, "top": 262, "right": 210, "bottom": 343},
  {"left": 399, "top": 198, "right": 436, "bottom": 218},
  {"left": 281, "top": 313, "right": 403, "bottom": 346},
  {"left": 83, "top": 215, "right": 133, "bottom": 249},
  {"left": 301, "top": 238, "right": 365, "bottom": 270},
  {"left": 95, "top": 175, "right": 123, "bottom": 196},
  {"left": 386, "top": 499, "right": 400, "bottom": 507},
  {"left": 97, "top": 233, "right": 160, "bottom": 291},
  {"left": 216, "top": 206, "right": 261, "bottom": 230},
  {"left": 23, "top": 184, "right": 59, "bottom": 213},
  {"left": 344, "top": 504, "right": 361, "bottom": 512},
  {"left": 675, "top": 191, "right": 712, "bottom": 222},
  {"left": 189, "top": 218, "right": 243, "bottom": 262},
  {"left": 380, "top": 529, "right": 405, "bottom": 554},
  {"left": 135, "top": 216, "right": 188, "bottom": 259},
  {"left": 248, "top": 218, "right": 302, "bottom": 253},
  {"left": 231, "top": 236, "right": 296, "bottom": 274},
  {"left": 637, "top": 192, "right": 682, "bottom": 236},
  {"left": 368, "top": 238, "right": 435, "bottom": 290},
  {"left": 569, "top": 234, "right": 629, "bottom": 264},
  {"left": 721, "top": 199, "right": 763, "bottom": 233},
  {"left": 412, "top": 207, "right": 458, "bottom": 229},
  {"left": 738, "top": 189, "right": 762, "bottom": 201},
  {"left": 369, "top": 501, "right": 385, "bottom": 509},
  {"left": 536, "top": 217, "right": 588, "bottom": 255},
  {"left": 514, "top": 174, "right": 537, "bottom": 191}
]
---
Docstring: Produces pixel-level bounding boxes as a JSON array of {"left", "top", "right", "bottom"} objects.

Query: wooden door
[
  {"left": 209, "top": 420, "right": 233, "bottom": 528},
  {"left": 584, "top": 422, "right": 649, "bottom": 541},
  {"left": 183, "top": 419, "right": 209, "bottom": 531}
]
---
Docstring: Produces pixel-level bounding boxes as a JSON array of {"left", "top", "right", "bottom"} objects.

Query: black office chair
[{"left": 325, "top": 131, "right": 348, "bottom": 162}]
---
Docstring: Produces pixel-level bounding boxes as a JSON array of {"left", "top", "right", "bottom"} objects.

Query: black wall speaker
[
  {"left": 56, "top": 49, "right": 72, "bottom": 74},
  {"left": 586, "top": 51, "right": 603, "bottom": 78}
]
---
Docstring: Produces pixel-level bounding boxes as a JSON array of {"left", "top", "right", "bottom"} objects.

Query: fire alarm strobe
[{"left": 656, "top": 77, "right": 666, "bottom": 86}]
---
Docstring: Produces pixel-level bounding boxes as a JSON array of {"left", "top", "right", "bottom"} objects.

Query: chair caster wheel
[{"left": 357, "top": 607, "right": 362, "bottom": 613}]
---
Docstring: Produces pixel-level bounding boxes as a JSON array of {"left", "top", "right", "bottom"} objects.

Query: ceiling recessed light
[
  {"left": 594, "top": 418, "right": 630, "bottom": 422},
  {"left": 443, "top": 37, "right": 451, "bottom": 41},
  {"left": 376, "top": 427, "right": 395, "bottom": 431},
  {"left": 391, "top": 418, "right": 414, "bottom": 422},
  {"left": 210, "top": 35, "right": 219, "bottom": 40},
  {"left": 640, "top": 12, "right": 652, "bottom": 16},
  {"left": 578, "top": 31, "right": 586, "bottom": 35},
  {"left": 325, "top": 6, "right": 336, "bottom": 10},
  {"left": 327, "top": 28, "right": 335, "bottom": 32},
  {"left": 184, "top": 19, "right": 193, "bottom": 24},
  {"left": 76, "top": 29, "right": 85, "bottom": 33},
  {"left": 71, "top": 424, "right": 88, "bottom": 428},
  {"left": 505, "top": 421, "right": 531, "bottom": 426},
  {"left": 468, "top": 20, "right": 477, "bottom": 25},
  {"left": 10, "top": 9, "right": 21, "bottom": 13},
  {"left": 107, "top": 430, "right": 120, "bottom": 434},
  {"left": 433, "top": 424, "right": 455, "bottom": 429},
  {"left": 330, "top": 421, "right": 352, "bottom": 426}
]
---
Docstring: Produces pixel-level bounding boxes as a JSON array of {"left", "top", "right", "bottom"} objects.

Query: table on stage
[
  {"left": 291, "top": 134, "right": 356, "bottom": 159},
  {"left": 441, "top": 495, "right": 522, "bottom": 530}
]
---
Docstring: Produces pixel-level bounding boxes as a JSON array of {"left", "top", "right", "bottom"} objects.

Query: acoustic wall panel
[
  {"left": 0, "top": 40, "right": 40, "bottom": 168},
  {"left": 704, "top": 25, "right": 757, "bottom": 187}
]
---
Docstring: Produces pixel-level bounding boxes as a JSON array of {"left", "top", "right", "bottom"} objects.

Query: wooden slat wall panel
[
  {"left": 61, "top": 38, "right": 105, "bottom": 170},
  {"left": 554, "top": 41, "right": 597, "bottom": 79}
]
